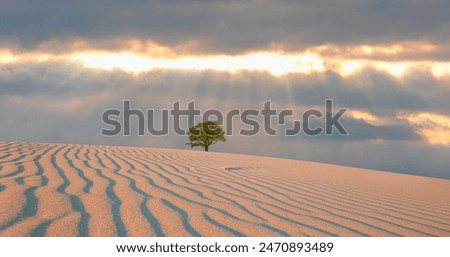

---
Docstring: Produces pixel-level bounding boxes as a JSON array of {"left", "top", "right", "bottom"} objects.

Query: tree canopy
[{"left": 186, "top": 121, "right": 226, "bottom": 152}]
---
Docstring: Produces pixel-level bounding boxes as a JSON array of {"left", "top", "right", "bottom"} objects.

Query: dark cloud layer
[{"left": 1, "top": 0, "right": 450, "bottom": 54}]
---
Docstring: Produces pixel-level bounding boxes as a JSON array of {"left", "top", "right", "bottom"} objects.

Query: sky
[{"left": 1, "top": 0, "right": 450, "bottom": 179}]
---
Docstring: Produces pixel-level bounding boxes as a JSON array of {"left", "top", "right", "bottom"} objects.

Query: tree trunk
[{"left": 205, "top": 145, "right": 209, "bottom": 152}]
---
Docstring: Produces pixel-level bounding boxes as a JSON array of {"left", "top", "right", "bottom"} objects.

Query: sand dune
[{"left": 0, "top": 141, "right": 449, "bottom": 236}]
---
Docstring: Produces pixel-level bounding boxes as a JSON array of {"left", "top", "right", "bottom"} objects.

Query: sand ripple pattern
[{"left": 1, "top": 142, "right": 450, "bottom": 236}]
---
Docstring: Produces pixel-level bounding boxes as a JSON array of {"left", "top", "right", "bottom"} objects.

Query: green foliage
[{"left": 186, "top": 121, "right": 226, "bottom": 152}]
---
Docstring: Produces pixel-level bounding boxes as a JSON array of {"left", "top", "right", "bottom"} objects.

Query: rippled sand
[{"left": 0, "top": 141, "right": 449, "bottom": 236}]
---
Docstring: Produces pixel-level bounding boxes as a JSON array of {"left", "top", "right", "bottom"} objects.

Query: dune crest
[{"left": 1, "top": 141, "right": 450, "bottom": 236}]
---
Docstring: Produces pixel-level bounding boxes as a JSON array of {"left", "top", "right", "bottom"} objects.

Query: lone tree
[{"left": 186, "top": 121, "right": 226, "bottom": 152}]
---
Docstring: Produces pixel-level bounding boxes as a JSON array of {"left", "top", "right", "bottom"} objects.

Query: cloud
[{"left": 1, "top": 0, "right": 450, "bottom": 55}]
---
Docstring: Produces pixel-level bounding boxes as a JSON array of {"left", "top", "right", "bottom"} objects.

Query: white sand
[{"left": 0, "top": 141, "right": 449, "bottom": 236}]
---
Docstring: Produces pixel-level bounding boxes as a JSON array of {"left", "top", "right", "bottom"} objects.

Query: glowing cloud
[
  {"left": 1, "top": 41, "right": 450, "bottom": 77},
  {"left": 68, "top": 51, "right": 326, "bottom": 76},
  {"left": 399, "top": 112, "right": 450, "bottom": 145},
  {"left": 347, "top": 110, "right": 385, "bottom": 126}
]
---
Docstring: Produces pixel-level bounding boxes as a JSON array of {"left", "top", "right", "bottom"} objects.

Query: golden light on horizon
[
  {"left": 431, "top": 63, "right": 450, "bottom": 78},
  {"left": 0, "top": 50, "right": 59, "bottom": 63},
  {"left": 399, "top": 112, "right": 450, "bottom": 146},
  {"left": 372, "top": 62, "right": 410, "bottom": 78},
  {"left": 338, "top": 61, "right": 366, "bottom": 77},
  {"left": 312, "top": 42, "right": 438, "bottom": 58},
  {"left": 421, "top": 129, "right": 450, "bottom": 145},
  {"left": 69, "top": 51, "right": 326, "bottom": 76},
  {"left": 347, "top": 110, "right": 384, "bottom": 126},
  {"left": 69, "top": 50, "right": 450, "bottom": 78},
  {"left": 1, "top": 42, "right": 450, "bottom": 77}
]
